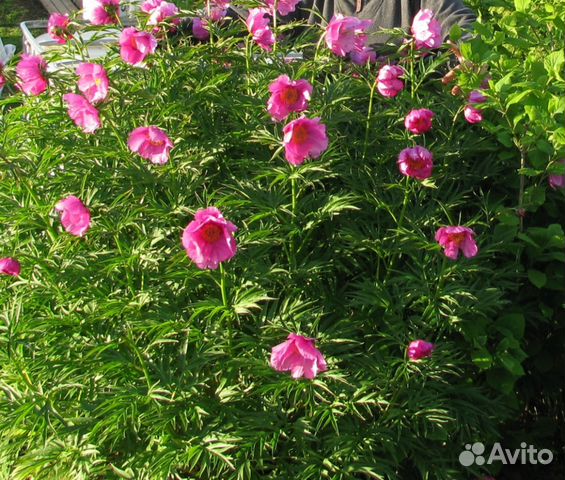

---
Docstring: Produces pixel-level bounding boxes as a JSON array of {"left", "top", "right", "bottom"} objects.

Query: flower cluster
[{"left": 2, "top": 4, "right": 509, "bottom": 388}]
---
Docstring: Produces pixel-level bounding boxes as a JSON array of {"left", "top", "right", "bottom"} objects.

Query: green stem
[
  {"left": 310, "top": 34, "right": 325, "bottom": 84},
  {"left": 219, "top": 263, "right": 228, "bottom": 308},
  {"left": 384, "top": 177, "right": 411, "bottom": 283},
  {"left": 272, "top": 2, "right": 278, "bottom": 53},
  {"left": 245, "top": 35, "right": 252, "bottom": 95},
  {"left": 362, "top": 79, "right": 378, "bottom": 160},
  {"left": 291, "top": 174, "right": 298, "bottom": 218},
  {"left": 410, "top": 41, "right": 415, "bottom": 100}
]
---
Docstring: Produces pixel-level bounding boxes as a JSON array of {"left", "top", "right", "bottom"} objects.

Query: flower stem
[
  {"left": 219, "top": 262, "right": 228, "bottom": 308},
  {"left": 384, "top": 177, "right": 411, "bottom": 283},
  {"left": 291, "top": 174, "right": 298, "bottom": 218},
  {"left": 362, "top": 79, "right": 377, "bottom": 160},
  {"left": 272, "top": 2, "right": 278, "bottom": 53}
]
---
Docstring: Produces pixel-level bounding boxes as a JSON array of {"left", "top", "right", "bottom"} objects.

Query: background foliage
[{"left": 0, "top": 0, "right": 563, "bottom": 478}]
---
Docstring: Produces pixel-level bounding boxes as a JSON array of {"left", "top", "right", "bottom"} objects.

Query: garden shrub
[{"left": 0, "top": 0, "right": 563, "bottom": 479}]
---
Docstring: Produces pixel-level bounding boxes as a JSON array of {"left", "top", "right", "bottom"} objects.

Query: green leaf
[
  {"left": 472, "top": 349, "right": 493, "bottom": 370},
  {"left": 496, "top": 313, "right": 525, "bottom": 339},
  {"left": 544, "top": 50, "right": 565, "bottom": 81},
  {"left": 528, "top": 269, "right": 547, "bottom": 288},
  {"left": 514, "top": 0, "right": 531, "bottom": 13},
  {"left": 498, "top": 353, "right": 526, "bottom": 377},
  {"left": 486, "top": 368, "right": 516, "bottom": 394}
]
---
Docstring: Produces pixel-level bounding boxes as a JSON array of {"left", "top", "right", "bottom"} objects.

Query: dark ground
[{"left": 0, "top": 0, "right": 48, "bottom": 51}]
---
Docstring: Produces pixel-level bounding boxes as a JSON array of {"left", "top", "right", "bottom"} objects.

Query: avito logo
[{"left": 459, "top": 442, "right": 553, "bottom": 466}]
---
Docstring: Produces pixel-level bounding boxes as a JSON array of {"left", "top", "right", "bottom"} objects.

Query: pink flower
[
  {"left": 141, "top": 0, "right": 161, "bottom": 12},
  {"left": 377, "top": 64, "right": 405, "bottom": 98},
  {"left": 76, "top": 63, "right": 109, "bottom": 104},
  {"left": 83, "top": 0, "right": 120, "bottom": 25},
  {"left": 48, "top": 13, "right": 73, "bottom": 44},
  {"left": 246, "top": 8, "right": 275, "bottom": 52},
  {"left": 435, "top": 226, "right": 478, "bottom": 260},
  {"left": 119, "top": 27, "right": 157, "bottom": 67},
  {"left": 265, "top": 0, "right": 301, "bottom": 16},
  {"left": 192, "top": 17, "right": 210, "bottom": 40},
  {"left": 411, "top": 9, "right": 442, "bottom": 49},
  {"left": 0, "top": 258, "right": 21, "bottom": 276},
  {"left": 464, "top": 105, "right": 483, "bottom": 124},
  {"left": 209, "top": 6, "right": 228, "bottom": 22},
  {"left": 350, "top": 45, "right": 376, "bottom": 65},
  {"left": 0, "top": 61, "right": 6, "bottom": 91},
  {"left": 464, "top": 90, "right": 487, "bottom": 124},
  {"left": 397, "top": 146, "right": 433, "bottom": 180},
  {"left": 270, "top": 333, "right": 328, "bottom": 379},
  {"left": 128, "top": 126, "right": 174, "bottom": 164},
  {"left": 549, "top": 159, "right": 565, "bottom": 189},
  {"left": 267, "top": 75, "right": 312, "bottom": 122},
  {"left": 63, "top": 93, "right": 101, "bottom": 134},
  {"left": 325, "top": 14, "right": 372, "bottom": 57},
  {"left": 283, "top": 117, "right": 328, "bottom": 166},
  {"left": 16, "top": 54, "right": 48, "bottom": 96},
  {"left": 404, "top": 108, "right": 435, "bottom": 135},
  {"left": 469, "top": 90, "right": 487, "bottom": 104},
  {"left": 55, "top": 195, "right": 92, "bottom": 237},
  {"left": 143, "top": 0, "right": 180, "bottom": 26},
  {"left": 182, "top": 207, "right": 237, "bottom": 270},
  {"left": 407, "top": 340, "right": 435, "bottom": 361},
  {"left": 211, "top": 0, "right": 230, "bottom": 8}
]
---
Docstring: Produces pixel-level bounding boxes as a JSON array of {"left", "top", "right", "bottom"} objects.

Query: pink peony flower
[
  {"left": 377, "top": 64, "right": 405, "bottom": 98},
  {"left": 16, "top": 54, "right": 48, "bottom": 96},
  {"left": 411, "top": 9, "right": 442, "bottom": 49},
  {"left": 83, "top": 0, "right": 120, "bottom": 25},
  {"left": 128, "top": 126, "right": 174, "bottom": 164},
  {"left": 397, "top": 146, "right": 433, "bottom": 180},
  {"left": 549, "top": 159, "right": 565, "bottom": 189},
  {"left": 76, "top": 63, "right": 109, "bottom": 104},
  {"left": 350, "top": 45, "right": 377, "bottom": 65},
  {"left": 435, "top": 226, "right": 478, "bottom": 260},
  {"left": 265, "top": 0, "right": 301, "bottom": 16},
  {"left": 55, "top": 195, "right": 92, "bottom": 237},
  {"left": 464, "top": 90, "right": 487, "bottom": 124},
  {"left": 63, "top": 93, "right": 101, "bottom": 134},
  {"left": 143, "top": 0, "right": 180, "bottom": 27},
  {"left": 325, "top": 14, "right": 372, "bottom": 57},
  {"left": 469, "top": 90, "right": 487, "bottom": 104},
  {"left": 47, "top": 13, "right": 73, "bottom": 44},
  {"left": 211, "top": 0, "right": 230, "bottom": 9},
  {"left": 119, "top": 27, "right": 157, "bottom": 67},
  {"left": 246, "top": 8, "right": 275, "bottom": 52},
  {"left": 271, "top": 333, "right": 328, "bottom": 379},
  {"left": 283, "top": 117, "right": 328, "bottom": 166},
  {"left": 464, "top": 105, "right": 483, "bottom": 124},
  {"left": 182, "top": 207, "right": 238, "bottom": 270},
  {"left": 192, "top": 17, "right": 210, "bottom": 40},
  {"left": 267, "top": 75, "right": 312, "bottom": 122},
  {"left": 404, "top": 108, "right": 435, "bottom": 135},
  {"left": 408, "top": 340, "right": 435, "bottom": 361},
  {"left": 0, "top": 61, "right": 6, "bottom": 91},
  {"left": 0, "top": 258, "right": 21, "bottom": 276},
  {"left": 209, "top": 6, "right": 228, "bottom": 22},
  {"left": 140, "top": 0, "right": 161, "bottom": 12}
]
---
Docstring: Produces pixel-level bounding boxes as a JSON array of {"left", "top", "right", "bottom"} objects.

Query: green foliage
[{"left": 0, "top": 3, "right": 563, "bottom": 479}]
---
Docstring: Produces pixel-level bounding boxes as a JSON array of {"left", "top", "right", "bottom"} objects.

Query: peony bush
[{"left": 0, "top": 0, "right": 563, "bottom": 478}]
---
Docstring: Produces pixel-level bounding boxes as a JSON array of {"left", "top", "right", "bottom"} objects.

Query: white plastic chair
[{"left": 0, "top": 38, "right": 16, "bottom": 96}]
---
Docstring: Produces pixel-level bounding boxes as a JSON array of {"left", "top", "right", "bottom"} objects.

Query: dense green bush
[{"left": 0, "top": 1, "right": 563, "bottom": 479}]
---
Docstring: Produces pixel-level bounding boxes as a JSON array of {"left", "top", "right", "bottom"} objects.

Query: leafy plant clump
[{"left": 0, "top": 1, "right": 563, "bottom": 479}]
